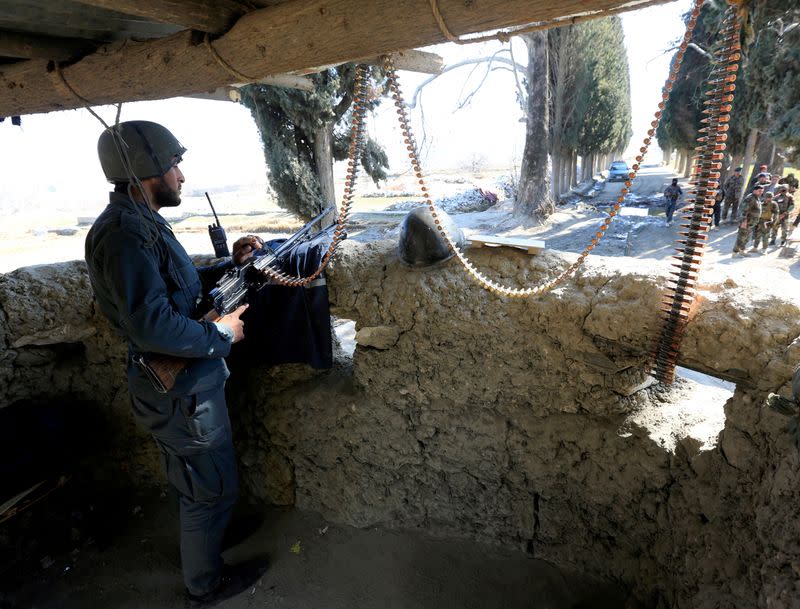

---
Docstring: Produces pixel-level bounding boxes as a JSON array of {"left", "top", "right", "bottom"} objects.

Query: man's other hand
[
  {"left": 232, "top": 235, "right": 263, "bottom": 265},
  {"left": 218, "top": 304, "right": 248, "bottom": 343}
]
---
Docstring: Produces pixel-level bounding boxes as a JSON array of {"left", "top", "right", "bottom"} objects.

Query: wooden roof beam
[
  {"left": 0, "top": 30, "right": 95, "bottom": 61},
  {"left": 0, "top": 0, "right": 673, "bottom": 117},
  {"left": 70, "top": 0, "right": 248, "bottom": 35}
]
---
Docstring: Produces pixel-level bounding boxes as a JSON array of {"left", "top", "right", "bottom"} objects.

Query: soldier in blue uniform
[{"left": 84, "top": 121, "right": 265, "bottom": 607}]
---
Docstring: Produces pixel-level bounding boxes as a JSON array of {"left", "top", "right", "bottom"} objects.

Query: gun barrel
[{"left": 252, "top": 206, "right": 335, "bottom": 273}]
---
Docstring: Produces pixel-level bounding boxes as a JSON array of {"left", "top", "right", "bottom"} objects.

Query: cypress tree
[
  {"left": 572, "top": 17, "right": 632, "bottom": 166},
  {"left": 657, "top": 1, "right": 799, "bottom": 169},
  {"left": 519, "top": 16, "right": 632, "bottom": 217},
  {"left": 240, "top": 65, "right": 388, "bottom": 219}
]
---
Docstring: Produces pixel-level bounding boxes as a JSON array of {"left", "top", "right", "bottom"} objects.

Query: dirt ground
[{"left": 1, "top": 481, "right": 625, "bottom": 609}]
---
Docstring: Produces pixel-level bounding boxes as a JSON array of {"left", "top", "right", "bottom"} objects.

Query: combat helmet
[
  {"left": 97, "top": 120, "right": 186, "bottom": 183},
  {"left": 398, "top": 206, "right": 466, "bottom": 267}
]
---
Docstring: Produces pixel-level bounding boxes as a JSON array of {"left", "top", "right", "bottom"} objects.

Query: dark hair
[
  {"left": 671, "top": 178, "right": 678, "bottom": 184},
  {"left": 113, "top": 182, "right": 129, "bottom": 193}
]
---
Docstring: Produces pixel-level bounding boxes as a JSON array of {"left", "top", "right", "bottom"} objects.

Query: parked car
[{"left": 608, "top": 160, "right": 630, "bottom": 182}]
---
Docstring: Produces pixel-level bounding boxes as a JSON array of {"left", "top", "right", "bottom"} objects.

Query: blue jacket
[{"left": 85, "top": 192, "right": 232, "bottom": 398}]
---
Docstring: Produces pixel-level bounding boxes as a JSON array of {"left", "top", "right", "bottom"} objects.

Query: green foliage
[
  {"left": 241, "top": 65, "right": 388, "bottom": 219},
  {"left": 657, "top": 1, "right": 800, "bottom": 159},
  {"left": 656, "top": 2, "right": 728, "bottom": 154},
  {"left": 753, "top": 14, "right": 800, "bottom": 158},
  {"left": 568, "top": 17, "right": 633, "bottom": 156}
]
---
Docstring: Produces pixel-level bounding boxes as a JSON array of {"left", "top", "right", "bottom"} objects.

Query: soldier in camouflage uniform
[
  {"left": 770, "top": 184, "right": 795, "bottom": 246},
  {"left": 733, "top": 184, "right": 763, "bottom": 256},
  {"left": 722, "top": 166, "right": 743, "bottom": 222},
  {"left": 752, "top": 191, "right": 778, "bottom": 253},
  {"left": 779, "top": 173, "right": 799, "bottom": 190}
]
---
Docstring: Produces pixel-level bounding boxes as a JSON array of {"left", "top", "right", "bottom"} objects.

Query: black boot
[{"left": 187, "top": 557, "right": 269, "bottom": 608}]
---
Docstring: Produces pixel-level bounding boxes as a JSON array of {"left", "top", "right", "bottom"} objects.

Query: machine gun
[{"left": 135, "top": 206, "right": 337, "bottom": 393}]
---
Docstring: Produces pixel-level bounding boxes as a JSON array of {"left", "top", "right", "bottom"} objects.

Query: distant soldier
[
  {"left": 779, "top": 173, "right": 799, "bottom": 190},
  {"left": 749, "top": 174, "right": 770, "bottom": 243},
  {"left": 752, "top": 191, "right": 778, "bottom": 253},
  {"left": 663, "top": 178, "right": 683, "bottom": 226},
  {"left": 748, "top": 165, "right": 770, "bottom": 189},
  {"left": 711, "top": 187, "right": 723, "bottom": 229},
  {"left": 722, "top": 166, "right": 744, "bottom": 222},
  {"left": 733, "top": 184, "right": 764, "bottom": 256},
  {"left": 771, "top": 184, "right": 796, "bottom": 245},
  {"left": 764, "top": 173, "right": 781, "bottom": 197}
]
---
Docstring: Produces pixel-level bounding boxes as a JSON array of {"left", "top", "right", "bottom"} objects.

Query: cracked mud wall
[
  {"left": 0, "top": 262, "right": 162, "bottom": 486},
  {"left": 1, "top": 246, "right": 800, "bottom": 608}
]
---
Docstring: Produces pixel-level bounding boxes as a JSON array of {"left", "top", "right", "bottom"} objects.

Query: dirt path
[{"left": 442, "top": 165, "right": 800, "bottom": 298}]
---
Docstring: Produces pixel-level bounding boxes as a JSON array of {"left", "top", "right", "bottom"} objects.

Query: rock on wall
[{"left": 1, "top": 245, "right": 799, "bottom": 608}]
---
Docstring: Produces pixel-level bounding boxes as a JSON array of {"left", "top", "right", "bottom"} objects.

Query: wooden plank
[
  {"left": 296, "top": 49, "right": 445, "bottom": 76},
  {"left": 379, "top": 49, "right": 444, "bottom": 74},
  {"left": 187, "top": 73, "right": 315, "bottom": 101},
  {"left": 469, "top": 234, "right": 545, "bottom": 254},
  {"left": 0, "top": 0, "right": 672, "bottom": 117},
  {"left": 70, "top": 0, "right": 247, "bottom": 34},
  {"left": 619, "top": 206, "right": 649, "bottom": 217}
]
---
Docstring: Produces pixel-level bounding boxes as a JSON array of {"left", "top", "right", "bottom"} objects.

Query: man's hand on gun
[
  {"left": 218, "top": 304, "right": 249, "bottom": 343},
  {"left": 232, "top": 235, "right": 263, "bottom": 266}
]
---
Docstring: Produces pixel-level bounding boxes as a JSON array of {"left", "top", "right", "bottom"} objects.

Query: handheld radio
[{"left": 205, "top": 192, "right": 230, "bottom": 258}]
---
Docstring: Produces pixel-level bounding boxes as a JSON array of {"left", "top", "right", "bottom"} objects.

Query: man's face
[
  {"left": 771, "top": 175, "right": 780, "bottom": 185},
  {"left": 147, "top": 161, "right": 184, "bottom": 209}
]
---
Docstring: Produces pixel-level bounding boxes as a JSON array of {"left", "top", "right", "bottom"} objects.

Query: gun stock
[
  {"left": 142, "top": 354, "right": 192, "bottom": 393},
  {"left": 134, "top": 309, "right": 220, "bottom": 392}
]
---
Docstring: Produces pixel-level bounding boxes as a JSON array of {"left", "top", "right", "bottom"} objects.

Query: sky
[{"left": 0, "top": 0, "right": 693, "bottom": 215}]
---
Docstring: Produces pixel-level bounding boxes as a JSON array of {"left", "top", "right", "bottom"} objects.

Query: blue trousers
[
  {"left": 665, "top": 198, "right": 679, "bottom": 223},
  {"left": 130, "top": 382, "right": 239, "bottom": 597}
]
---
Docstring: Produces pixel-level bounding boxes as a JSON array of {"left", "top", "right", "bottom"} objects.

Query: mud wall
[{"left": 1, "top": 244, "right": 799, "bottom": 609}]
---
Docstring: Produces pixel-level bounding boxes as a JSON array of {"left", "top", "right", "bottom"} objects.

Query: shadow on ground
[{"left": 1, "top": 486, "right": 627, "bottom": 609}]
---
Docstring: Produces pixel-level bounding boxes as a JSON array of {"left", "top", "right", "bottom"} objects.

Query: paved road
[
  {"left": 509, "top": 164, "right": 678, "bottom": 257},
  {"left": 593, "top": 163, "right": 673, "bottom": 203}
]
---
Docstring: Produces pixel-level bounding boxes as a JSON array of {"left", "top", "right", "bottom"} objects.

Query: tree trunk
[
  {"left": 551, "top": 151, "right": 562, "bottom": 201},
  {"left": 772, "top": 147, "right": 786, "bottom": 175},
  {"left": 313, "top": 123, "right": 336, "bottom": 212},
  {"left": 754, "top": 133, "right": 775, "bottom": 170},
  {"left": 516, "top": 31, "right": 553, "bottom": 219},
  {"left": 682, "top": 150, "right": 692, "bottom": 178},
  {"left": 663, "top": 147, "right": 672, "bottom": 166},
  {"left": 581, "top": 154, "right": 591, "bottom": 181},
  {"left": 739, "top": 128, "right": 758, "bottom": 207},
  {"left": 564, "top": 151, "right": 570, "bottom": 187},
  {"left": 570, "top": 150, "right": 578, "bottom": 188}
]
